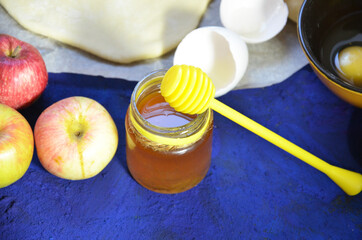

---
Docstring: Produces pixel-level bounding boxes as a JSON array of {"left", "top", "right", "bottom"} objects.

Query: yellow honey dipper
[{"left": 161, "top": 65, "right": 362, "bottom": 196}]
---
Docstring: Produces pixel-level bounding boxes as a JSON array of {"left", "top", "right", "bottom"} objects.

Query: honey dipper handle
[{"left": 210, "top": 99, "right": 362, "bottom": 196}]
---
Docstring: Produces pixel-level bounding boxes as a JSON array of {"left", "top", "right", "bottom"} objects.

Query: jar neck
[{"left": 129, "top": 70, "right": 211, "bottom": 146}]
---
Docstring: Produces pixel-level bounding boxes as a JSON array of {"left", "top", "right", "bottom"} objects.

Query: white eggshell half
[
  {"left": 220, "top": 0, "right": 289, "bottom": 44},
  {"left": 173, "top": 26, "right": 248, "bottom": 97}
]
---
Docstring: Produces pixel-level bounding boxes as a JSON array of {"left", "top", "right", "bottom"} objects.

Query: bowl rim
[{"left": 297, "top": 0, "right": 362, "bottom": 94}]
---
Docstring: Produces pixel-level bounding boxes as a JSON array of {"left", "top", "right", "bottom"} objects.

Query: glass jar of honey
[{"left": 125, "top": 70, "right": 213, "bottom": 194}]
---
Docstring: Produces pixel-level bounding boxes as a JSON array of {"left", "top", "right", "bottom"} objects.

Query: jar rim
[{"left": 129, "top": 69, "right": 212, "bottom": 146}]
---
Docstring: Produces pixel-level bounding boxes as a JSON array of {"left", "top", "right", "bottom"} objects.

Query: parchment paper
[{"left": 0, "top": 0, "right": 308, "bottom": 89}]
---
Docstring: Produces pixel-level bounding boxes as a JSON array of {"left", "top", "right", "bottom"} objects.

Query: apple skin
[
  {"left": 0, "top": 34, "right": 48, "bottom": 109},
  {"left": 34, "top": 96, "right": 119, "bottom": 180},
  {"left": 0, "top": 103, "right": 34, "bottom": 188}
]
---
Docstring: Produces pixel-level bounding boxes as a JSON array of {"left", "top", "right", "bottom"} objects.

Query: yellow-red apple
[
  {"left": 0, "top": 103, "right": 34, "bottom": 188},
  {"left": 0, "top": 34, "right": 48, "bottom": 109},
  {"left": 34, "top": 97, "right": 118, "bottom": 180}
]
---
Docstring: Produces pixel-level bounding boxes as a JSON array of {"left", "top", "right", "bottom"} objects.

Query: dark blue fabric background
[{"left": 1, "top": 65, "right": 361, "bottom": 239}]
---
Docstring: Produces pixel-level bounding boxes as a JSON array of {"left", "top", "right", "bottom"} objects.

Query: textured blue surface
[{"left": 0, "top": 65, "right": 361, "bottom": 239}]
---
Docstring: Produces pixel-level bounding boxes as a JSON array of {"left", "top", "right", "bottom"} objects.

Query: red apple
[
  {"left": 0, "top": 103, "right": 34, "bottom": 188},
  {"left": 0, "top": 34, "right": 48, "bottom": 109},
  {"left": 34, "top": 96, "right": 119, "bottom": 180}
]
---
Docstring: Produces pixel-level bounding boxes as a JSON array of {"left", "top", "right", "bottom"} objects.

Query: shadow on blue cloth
[{"left": 348, "top": 110, "right": 362, "bottom": 163}]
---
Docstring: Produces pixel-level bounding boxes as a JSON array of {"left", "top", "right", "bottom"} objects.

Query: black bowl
[{"left": 297, "top": 0, "right": 362, "bottom": 107}]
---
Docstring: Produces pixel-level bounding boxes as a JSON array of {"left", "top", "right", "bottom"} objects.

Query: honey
[
  {"left": 138, "top": 91, "right": 196, "bottom": 128},
  {"left": 125, "top": 70, "right": 213, "bottom": 194}
]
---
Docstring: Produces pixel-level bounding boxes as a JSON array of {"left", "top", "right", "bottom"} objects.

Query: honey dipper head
[{"left": 161, "top": 65, "right": 215, "bottom": 115}]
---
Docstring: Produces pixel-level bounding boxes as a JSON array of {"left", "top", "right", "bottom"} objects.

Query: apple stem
[{"left": 11, "top": 46, "right": 22, "bottom": 58}]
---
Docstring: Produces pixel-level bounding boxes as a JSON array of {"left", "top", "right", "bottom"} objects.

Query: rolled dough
[{"left": 0, "top": 0, "right": 210, "bottom": 63}]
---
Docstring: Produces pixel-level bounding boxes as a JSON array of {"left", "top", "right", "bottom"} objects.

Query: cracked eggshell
[
  {"left": 173, "top": 26, "right": 248, "bottom": 97},
  {"left": 220, "top": 0, "right": 289, "bottom": 44}
]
